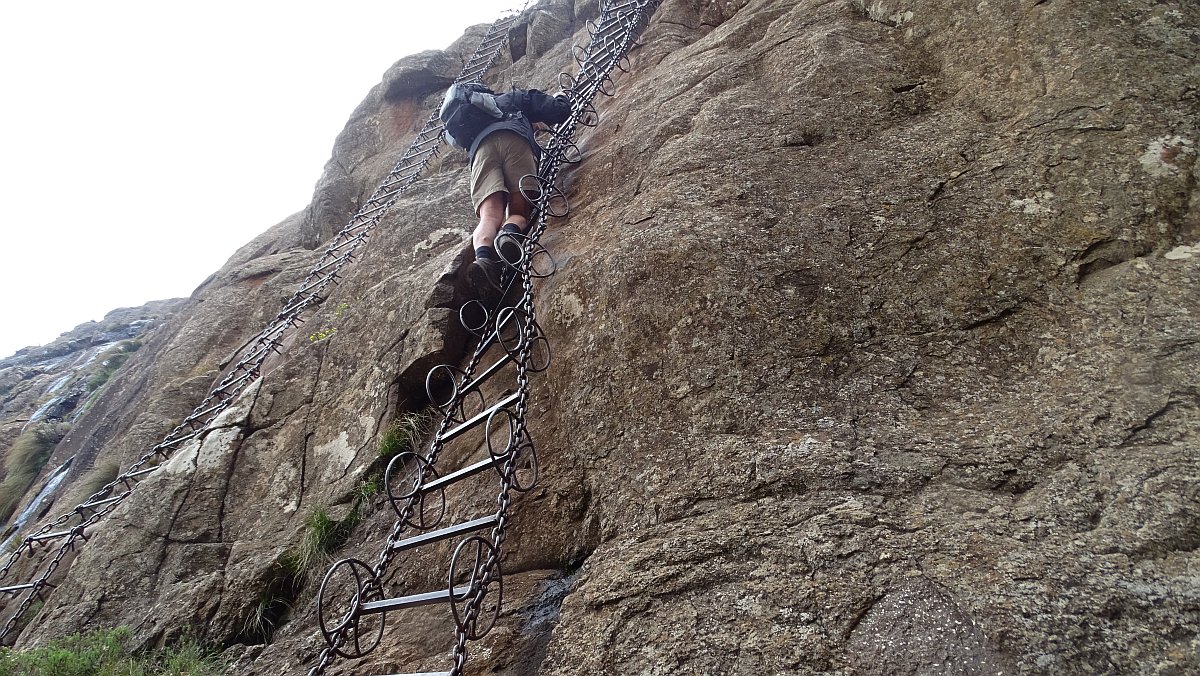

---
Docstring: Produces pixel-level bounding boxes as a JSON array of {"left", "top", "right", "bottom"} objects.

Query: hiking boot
[
  {"left": 468, "top": 257, "right": 505, "bottom": 306},
  {"left": 495, "top": 223, "right": 525, "bottom": 267}
]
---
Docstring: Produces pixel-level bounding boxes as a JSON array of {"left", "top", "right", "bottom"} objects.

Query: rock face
[
  {"left": 0, "top": 300, "right": 185, "bottom": 526},
  {"left": 4, "top": 0, "right": 1197, "bottom": 674}
]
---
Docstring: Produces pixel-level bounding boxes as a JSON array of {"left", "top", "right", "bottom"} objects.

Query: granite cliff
[{"left": 0, "top": 0, "right": 1197, "bottom": 674}]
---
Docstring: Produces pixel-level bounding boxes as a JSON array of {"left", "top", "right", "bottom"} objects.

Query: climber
[{"left": 440, "top": 84, "right": 572, "bottom": 304}]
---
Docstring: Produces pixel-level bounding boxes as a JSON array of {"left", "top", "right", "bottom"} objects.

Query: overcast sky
[{"left": 0, "top": 1, "right": 512, "bottom": 359}]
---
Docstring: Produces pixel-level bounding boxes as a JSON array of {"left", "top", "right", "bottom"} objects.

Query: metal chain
[
  {"left": 0, "top": 6, "right": 528, "bottom": 646},
  {"left": 310, "top": 2, "right": 663, "bottom": 675}
]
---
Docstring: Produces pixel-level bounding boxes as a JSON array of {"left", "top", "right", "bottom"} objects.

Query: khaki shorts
[{"left": 469, "top": 131, "right": 537, "bottom": 214}]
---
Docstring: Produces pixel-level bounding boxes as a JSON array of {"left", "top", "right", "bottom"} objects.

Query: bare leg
[
  {"left": 505, "top": 188, "right": 531, "bottom": 232},
  {"left": 473, "top": 191, "right": 509, "bottom": 251}
]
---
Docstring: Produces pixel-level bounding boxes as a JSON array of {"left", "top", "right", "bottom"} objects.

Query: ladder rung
[
  {"left": 456, "top": 352, "right": 514, "bottom": 404},
  {"left": 126, "top": 466, "right": 157, "bottom": 479},
  {"left": 0, "top": 583, "right": 37, "bottom": 595},
  {"left": 77, "top": 495, "right": 122, "bottom": 511},
  {"left": 356, "top": 202, "right": 393, "bottom": 219},
  {"left": 156, "top": 429, "right": 201, "bottom": 451},
  {"left": 438, "top": 392, "right": 521, "bottom": 444},
  {"left": 400, "top": 148, "right": 436, "bottom": 163},
  {"left": 421, "top": 456, "right": 500, "bottom": 494},
  {"left": 359, "top": 586, "right": 469, "bottom": 614},
  {"left": 29, "top": 529, "right": 72, "bottom": 543},
  {"left": 187, "top": 399, "right": 227, "bottom": 423},
  {"left": 389, "top": 515, "right": 498, "bottom": 554}
]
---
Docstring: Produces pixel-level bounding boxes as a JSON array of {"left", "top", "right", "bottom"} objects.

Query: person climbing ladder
[{"left": 439, "top": 82, "right": 572, "bottom": 305}]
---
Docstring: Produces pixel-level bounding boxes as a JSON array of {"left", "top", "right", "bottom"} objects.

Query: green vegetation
[
  {"left": 241, "top": 505, "right": 362, "bottom": 644},
  {"left": 0, "top": 627, "right": 224, "bottom": 675},
  {"left": 307, "top": 303, "right": 350, "bottom": 343},
  {"left": 87, "top": 341, "right": 143, "bottom": 392},
  {"left": 306, "top": 326, "right": 338, "bottom": 343},
  {"left": 64, "top": 460, "right": 121, "bottom": 508},
  {"left": 377, "top": 411, "right": 431, "bottom": 461},
  {"left": 239, "top": 410, "right": 430, "bottom": 644},
  {"left": 0, "top": 423, "right": 69, "bottom": 525},
  {"left": 282, "top": 507, "right": 357, "bottom": 583},
  {"left": 355, "top": 475, "right": 382, "bottom": 502}
]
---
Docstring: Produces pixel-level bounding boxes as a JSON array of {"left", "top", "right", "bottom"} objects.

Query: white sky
[{"left": 0, "top": 0, "right": 513, "bottom": 359}]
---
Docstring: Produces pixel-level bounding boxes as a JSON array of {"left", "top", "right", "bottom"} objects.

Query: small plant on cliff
[
  {"left": 356, "top": 475, "right": 382, "bottom": 501},
  {"left": 307, "top": 303, "right": 350, "bottom": 343},
  {"left": 0, "top": 423, "right": 69, "bottom": 525},
  {"left": 242, "top": 590, "right": 291, "bottom": 647},
  {"left": 307, "top": 326, "right": 338, "bottom": 343},
  {"left": 284, "top": 506, "right": 362, "bottom": 584},
  {"left": 0, "top": 626, "right": 225, "bottom": 674},
  {"left": 63, "top": 459, "right": 121, "bottom": 509},
  {"left": 86, "top": 341, "right": 141, "bottom": 391},
  {"left": 377, "top": 410, "right": 432, "bottom": 461},
  {"left": 238, "top": 411, "right": 431, "bottom": 644},
  {"left": 241, "top": 505, "right": 366, "bottom": 645}
]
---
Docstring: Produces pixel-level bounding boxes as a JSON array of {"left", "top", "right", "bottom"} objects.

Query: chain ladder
[
  {"left": 310, "top": 2, "right": 662, "bottom": 674},
  {"left": 0, "top": 6, "right": 528, "bottom": 644}
]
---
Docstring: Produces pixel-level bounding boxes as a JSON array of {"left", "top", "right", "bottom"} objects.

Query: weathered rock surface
[
  {"left": 5, "top": 0, "right": 1198, "bottom": 675},
  {"left": 0, "top": 300, "right": 184, "bottom": 516}
]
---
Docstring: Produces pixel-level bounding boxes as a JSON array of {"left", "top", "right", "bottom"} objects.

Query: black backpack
[{"left": 440, "top": 83, "right": 506, "bottom": 149}]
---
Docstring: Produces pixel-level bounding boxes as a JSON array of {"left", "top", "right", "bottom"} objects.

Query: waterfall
[{"left": 1, "top": 457, "right": 74, "bottom": 551}]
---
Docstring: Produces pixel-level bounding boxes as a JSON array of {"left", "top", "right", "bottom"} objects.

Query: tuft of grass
[
  {"left": 240, "top": 505, "right": 363, "bottom": 645},
  {"left": 0, "top": 626, "right": 225, "bottom": 674},
  {"left": 86, "top": 341, "right": 142, "bottom": 392},
  {"left": 282, "top": 507, "right": 359, "bottom": 582},
  {"left": 159, "top": 636, "right": 221, "bottom": 675},
  {"left": 63, "top": 460, "right": 121, "bottom": 509},
  {"left": 0, "top": 424, "right": 68, "bottom": 524},
  {"left": 356, "top": 476, "right": 382, "bottom": 502},
  {"left": 240, "top": 590, "right": 292, "bottom": 648},
  {"left": 377, "top": 411, "right": 432, "bottom": 461}
]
